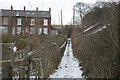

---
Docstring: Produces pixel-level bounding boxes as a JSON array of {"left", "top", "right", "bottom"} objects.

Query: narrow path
[{"left": 49, "top": 38, "right": 83, "bottom": 78}]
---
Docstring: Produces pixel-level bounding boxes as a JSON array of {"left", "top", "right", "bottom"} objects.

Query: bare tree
[{"left": 74, "top": 2, "right": 90, "bottom": 25}]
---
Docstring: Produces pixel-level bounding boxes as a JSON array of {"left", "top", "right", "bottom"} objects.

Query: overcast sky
[{"left": 0, "top": 0, "right": 98, "bottom": 25}]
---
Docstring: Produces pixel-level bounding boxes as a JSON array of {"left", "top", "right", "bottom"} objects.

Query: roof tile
[{"left": 0, "top": 9, "right": 51, "bottom": 18}]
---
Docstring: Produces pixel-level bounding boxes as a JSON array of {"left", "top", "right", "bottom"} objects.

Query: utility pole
[
  {"left": 58, "top": 15, "right": 60, "bottom": 25},
  {"left": 73, "top": 6, "right": 75, "bottom": 27},
  {"left": 61, "top": 10, "right": 63, "bottom": 27}
]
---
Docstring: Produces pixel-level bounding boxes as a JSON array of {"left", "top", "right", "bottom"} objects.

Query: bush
[{"left": 16, "top": 38, "right": 29, "bottom": 50}]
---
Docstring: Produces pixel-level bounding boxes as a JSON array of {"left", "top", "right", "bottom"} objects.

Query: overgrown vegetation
[
  {"left": 2, "top": 34, "right": 66, "bottom": 78},
  {"left": 72, "top": 1, "right": 119, "bottom": 78}
]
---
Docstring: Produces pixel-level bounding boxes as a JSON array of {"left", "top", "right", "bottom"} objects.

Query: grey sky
[{"left": 0, "top": 0, "right": 97, "bottom": 25}]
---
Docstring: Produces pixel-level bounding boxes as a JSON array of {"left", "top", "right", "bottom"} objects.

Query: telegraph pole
[{"left": 61, "top": 10, "right": 63, "bottom": 27}]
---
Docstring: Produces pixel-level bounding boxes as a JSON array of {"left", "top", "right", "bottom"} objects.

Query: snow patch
[
  {"left": 27, "top": 50, "right": 36, "bottom": 55},
  {"left": 13, "top": 46, "right": 17, "bottom": 52},
  {"left": 60, "top": 41, "right": 66, "bottom": 49}
]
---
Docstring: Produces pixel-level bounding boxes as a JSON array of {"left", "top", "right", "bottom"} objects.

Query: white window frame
[
  {"left": 17, "top": 18, "right": 22, "bottom": 25},
  {"left": 38, "top": 28, "right": 42, "bottom": 35},
  {"left": 44, "top": 19, "right": 48, "bottom": 26},
  {"left": 12, "top": 27, "right": 15, "bottom": 35},
  {"left": 3, "top": 18, "right": 8, "bottom": 25},
  {"left": 51, "top": 30, "right": 58, "bottom": 35},
  {"left": 43, "top": 28, "right": 48, "bottom": 34},
  {"left": 31, "top": 19, "right": 35, "bottom": 26},
  {"left": 25, "top": 27, "right": 29, "bottom": 33},
  {"left": 0, "top": 26, "right": 8, "bottom": 34},
  {"left": 30, "top": 27, "right": 34, "bottom": 34},
  {"left": 51, "top": 30, "right": 55, "bottom": 35},
  {"left": 55, "top": 30, "right": 58, "bottom": 35},
  {"left": 17, "top": 27, "right": 21, "bottom": 34}
]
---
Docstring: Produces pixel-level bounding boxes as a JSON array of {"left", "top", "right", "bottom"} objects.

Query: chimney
[
  {"left": 49, "top": 8, "right": 51, "bottom": 14},
  {"left": 36, "top": 7, "right": 38, "bottom": 12},
  {"left": 10, "top": 5, "right": 13, "bottom": 15},
  {"left": 24, "top": 6, "right": 26, "bottom": 16},
  {"left": 36, "top": 7, "right": 38, "bottom": 17},
  {"left": 24, "top": 6, "right": 26, "bottom": 13},
  {"left": 11, "top": 5, "right": 13, "bottom": 11}
]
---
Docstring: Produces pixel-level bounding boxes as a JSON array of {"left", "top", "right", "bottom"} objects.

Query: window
[
  {"left": 43, "top": 28, "right": 48, "bottom": 34},
  {"left": 12, "top": 27, "right": 15, "bottom": 35},
  {"left": 17, "top": 18, "right": 22, "bottom": 25},
  {"left": 40, "top": 20, "right": 43, "bottom": 26},
  {"left": 51, "top": 30, "right": 58, "bottom": 35},
  {"left": 31, "top": 19, "right": 35, "bottom": 25},
  {"left": 51, "top": 30, "right": 55, "bottom": 35},
  {"left": 55, "top": 30, "right": 58, "bottom": 35},
  {"left": 0, "top": 26, "right": 8, "bottom": 34},
  {"left": 30, "top": 27, "right": 34, "bottom": 34},
  {"left": 38, "top": 28, "right": 42, "bottom": 35},
  {"left": 3, "top": 18, "right": 8, "bottom": 25},
  {"left": 44, "top": 19, "right": 48, "bottom": 26},
  {"left": 17, "top": 27, "right": 21, "bottom": 34},
  {"left": 16, "top": 12, "right": 20, "bottom": 16},
  {"left": 25, "top": 27, "right": 29, "bottom": 33}
]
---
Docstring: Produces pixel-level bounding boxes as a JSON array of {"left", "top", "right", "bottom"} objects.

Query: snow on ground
[
  {"left": 13, "top": 46, "right": 17, "bottom": 52},
  {"left": 49, "top": 38, "right": 83, "bottom": 78}
]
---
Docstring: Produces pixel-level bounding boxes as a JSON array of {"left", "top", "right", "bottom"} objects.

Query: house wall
[
  {"left": 1, "top": 6, "right": 51, "bottom": 35},
  {"left": 1, "top": 16, "right": 51, "bottom": 35}
]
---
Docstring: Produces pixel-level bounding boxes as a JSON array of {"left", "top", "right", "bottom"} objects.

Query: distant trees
[{"left": 62, "top": 25, "right": 73, "bottom": 38}]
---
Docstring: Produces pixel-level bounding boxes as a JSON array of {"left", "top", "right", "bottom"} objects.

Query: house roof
[
  {"left": 0, "top": 9, "right": 51, "bottom": 18},
  {"left": 82, "top": 23, "right": 108, "bottom": 36},
  {"left": 50, "top": 26, "right": 58, "bottom": 30}
]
